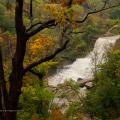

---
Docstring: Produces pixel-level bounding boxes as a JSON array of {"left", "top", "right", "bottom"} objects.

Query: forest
[{"left": 0, "top": 0, "right": 120, "bottom": 120}]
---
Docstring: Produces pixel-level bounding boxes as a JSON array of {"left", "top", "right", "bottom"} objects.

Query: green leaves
[
  {"left": 18, "top": 78, "right": 54, "bottom": 120},
  {"left": 83, "top": 50, "right": 120, "bottom": 120},
  {"left": 109, "top": 7, "right": 120, "bottom": 19}
]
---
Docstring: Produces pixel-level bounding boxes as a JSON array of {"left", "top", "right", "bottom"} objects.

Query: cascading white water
[{"left": 48, "top": 35, "right": 120, "bottom": 86}]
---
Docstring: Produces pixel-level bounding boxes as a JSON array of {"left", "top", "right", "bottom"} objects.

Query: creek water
[{"left": 48, "top": 35, "right": 120, "bottom": 86}]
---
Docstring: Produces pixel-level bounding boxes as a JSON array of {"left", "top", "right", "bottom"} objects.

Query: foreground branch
[
  {"left": 26, "top": 21, "right": 43, "bottom": 32},
  {"left": 29, "top": 69, "right": 44, "bottom": 79},
  {"left": 24, "top": 38, "right": 69, "bottom": 73},
  {"left": 26, "top": 1, "right": 120, "bottom": 38},
  {"left": 26, "top": 19, "right": 56, "bottom": 37},
  {"left": 29, "top": 0, "right": 33, "bottom": 25}
]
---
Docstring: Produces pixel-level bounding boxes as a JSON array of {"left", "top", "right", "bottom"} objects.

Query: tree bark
[
  {"left": 5, "top": 0, "right": 27, "bottom": 119},
  {"left": 5, "top": 36, "right": 27, "bottom": 120},
  {"left": 5, "top": 34, "right": 27, "bottom": 120}
]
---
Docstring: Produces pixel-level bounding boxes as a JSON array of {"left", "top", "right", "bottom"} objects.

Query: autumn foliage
[
  {"left": 49, "top": 108, "right": 63, "bottom": 120},
  {"left": 50, "top": 0, "right": 86, "bottom": 5},
  {"left": 28, "top": 33, "right": 55, "bottom": 58}
]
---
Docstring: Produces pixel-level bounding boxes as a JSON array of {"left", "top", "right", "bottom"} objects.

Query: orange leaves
[
  {"left": 0, "top": 36, "right": 4, "bottom": 43},
  {"left": 46, "top": 0, "right": 87, "bottom": 23},
  {"left": 0, "top": 34, "right": 16, "bottom": 46},
  {"left": 45, "top": 4, "right": 66, "bottom": 23},
  {"left": 45, "top": 0, "right": 88, "bottom": 23},
  {"left": 50, "top": 0, "right": 87, "bottom": 6},
  {"left": 74, "top": 0, "right": 87, "bottom": 4},
  {"left": 60, "top": 0, "right": 67, "bottom": 7},
  {"left": 49, "top": 108, "right": 63, "bottom": 120},
  {"left": 31, "top": 116, "right": 40, "bottom": 120},
  {"left": 0, "top": 34, "right": 16, "bottom": 53},
  {"left": 29, "top": 34, "right": 55, "bottom": 58},
  {"left": 0, "top": 34, "right": 13, "bottom": 42}
]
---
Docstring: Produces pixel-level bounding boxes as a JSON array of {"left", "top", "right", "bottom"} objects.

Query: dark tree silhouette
[{"left": 0, "top": 0, "right": 120, "bottom": 120}]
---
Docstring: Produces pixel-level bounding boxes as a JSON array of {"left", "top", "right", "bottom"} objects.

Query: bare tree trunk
[
  {"left": 5, "top": 33, "right": 27, "bottom": 120},
  {"left": 5, "top": 1, "right": 27, "bottom": 119},
  {"left": 5, "top": 36, "right": 27, "bottom": 120}
]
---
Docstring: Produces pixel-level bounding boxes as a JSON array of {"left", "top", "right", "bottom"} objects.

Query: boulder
[
  {"left": 77, "top": 79, "right": 93, "bottom": 88},
  {"left": 85, "top": 82, "right": 93, "bottom": 89},
  {"left": 77, "top": 78, "right": 83, "bottom": 81}
]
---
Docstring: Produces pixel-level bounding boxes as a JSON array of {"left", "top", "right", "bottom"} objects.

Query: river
[{"left": 48, "top": 35, "right": 120, "bottom": 86}]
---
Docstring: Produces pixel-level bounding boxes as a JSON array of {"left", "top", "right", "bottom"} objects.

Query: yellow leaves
[
  {"left": 29, "top": 34, "right": 55, "bottom": 57},
  {"left": 45, "top": 4, "right": 66, "bottom": 23},
  {"left": 44, "top": 0, "right": 88, "bottom": 23},
  {"left": 45, "top": 61, "right": 58, "bottom": 67},
  {"left": 0, "top": 36, "right": 4, "bottom": 43},
  {"left": 30, "top": 39, "right": 42, "bottom": 55}
]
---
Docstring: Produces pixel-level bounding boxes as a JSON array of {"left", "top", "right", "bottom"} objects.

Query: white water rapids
[{"left": 48, "top": 35, "right": 120, "bottom": 87}]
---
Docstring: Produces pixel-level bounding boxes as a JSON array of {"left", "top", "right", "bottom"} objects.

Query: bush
[
  {"left": 17, "top": 79, "right": 54, "bottom": 120},
  {"left": 109, "top": 8, "right": 120, "bottom": 19},
  {"left": 83, "top": 50, "right": 120, "bottom": 120}
]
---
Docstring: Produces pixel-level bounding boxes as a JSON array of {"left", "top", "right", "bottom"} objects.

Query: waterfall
[{"left": 48, "top": 35, "right": 120, "bottom": 86}]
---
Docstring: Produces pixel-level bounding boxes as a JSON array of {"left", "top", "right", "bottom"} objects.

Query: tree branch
[
  {"left": 24, "top": 39, "right": 69, "bottom": 73},
  {"left": 15, "top": 0, "right": 25, "bottom": 34},
  {"left": 24, "top": 23, "right": 71, "bottom": 74},
  {"left": 26, "top": 21, "right": 43, "bottom": 32},
  {"left": 75, "top": 2, "right": 120, "bottom": 23},
  {"left": 26, "top": 0, "right": 120, "bottom": 36},
  {"left": 24, "top": 1, "right": 120, "bottom": 72},
  {"left": 26, "top": 0, "right": 74, "bottom": 36},
  {"left": 26, "top": 19, "right": 56, "bottom": 38},
  {"left": 29, "top": 69, "right": 44, "bottom": 79},
  {"left": 29, "top": 0, "right": 33, "bottom": 25},
  {"left": 72, "top": 31, "right": 85, "bottom": 34},
  {"left": 66, "top": 0, "right": 73, "bottom": 8}
]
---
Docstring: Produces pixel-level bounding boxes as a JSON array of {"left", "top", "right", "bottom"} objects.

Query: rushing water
[{"left": 48, "top": 35, "right": 120, "bottom": 86}]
